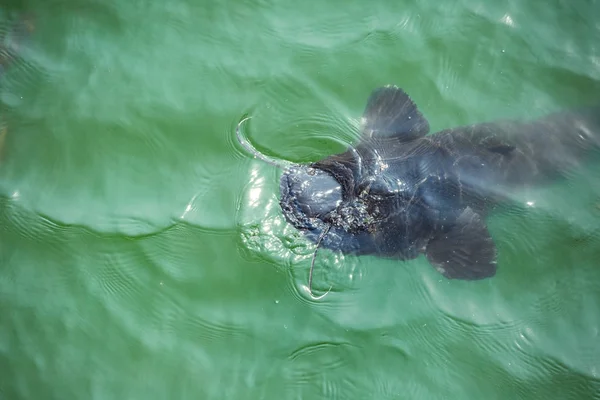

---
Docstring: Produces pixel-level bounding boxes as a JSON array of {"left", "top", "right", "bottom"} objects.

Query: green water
[{"left": 1, "top": 0, "right": 600, "bottom": 398}]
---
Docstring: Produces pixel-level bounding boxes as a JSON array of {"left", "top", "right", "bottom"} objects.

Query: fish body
[{"left": 278, "top": 86, "right": 600, "bottom": 280}]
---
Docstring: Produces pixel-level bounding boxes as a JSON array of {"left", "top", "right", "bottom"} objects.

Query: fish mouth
[
  {"left": 279, "top": 166, "right": 342, "bottom": 300},
  {"left": 279, "top": 165, "right": 343, "bottom": 230}
]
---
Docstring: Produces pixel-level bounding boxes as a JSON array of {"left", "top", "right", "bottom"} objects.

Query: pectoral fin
[
  {"left": 361, "top": 85, "right": 430, "bottom": 141},
  {"left": 425, "top": 207, "right": 497, "bottom": 280}
]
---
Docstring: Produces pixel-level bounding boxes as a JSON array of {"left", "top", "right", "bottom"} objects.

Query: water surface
[{"left": 1, "top": 0, "right": 600, "bottom": 399}]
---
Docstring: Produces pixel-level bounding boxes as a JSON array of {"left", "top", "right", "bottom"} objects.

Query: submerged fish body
[{"left": 276, "top": 86, "right": 600, "bottom": 280}]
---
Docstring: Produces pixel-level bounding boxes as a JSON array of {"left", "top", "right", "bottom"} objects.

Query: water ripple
[
  {"left": 177, "top": 308, "right": 249, "bottom": 345},
  {"left": 1, "top": 196, "right": 68, "bottom": 243},
  {"left": 249, "top": 77, "right": 356, "bottom": 162},
  {"left": 91, "top": 248, "right": 146, "bottom": 305},
  {"left": 282, "top": 342, "right": 360, "bottom": 398}
]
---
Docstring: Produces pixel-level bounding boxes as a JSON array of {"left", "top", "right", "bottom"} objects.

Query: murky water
[{"left": 1, "top": 0, "right": 600, "bottom": 399}]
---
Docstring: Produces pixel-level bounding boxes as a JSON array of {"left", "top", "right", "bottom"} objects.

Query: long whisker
[
  {"left": 235, "top": 116, "right": 291, "bottom": 169},
  {"left": 306, "top": 224, "right": 332, "bottom": 300}
]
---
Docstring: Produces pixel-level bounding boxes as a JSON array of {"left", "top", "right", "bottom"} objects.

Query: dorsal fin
[{"left": 360, "top": 85, "right": 430, "bottom": 141}]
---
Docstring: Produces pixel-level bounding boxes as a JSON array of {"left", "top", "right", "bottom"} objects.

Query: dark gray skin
[{"left": 239, "top": 85, "right": 600, "bottom": 284}]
